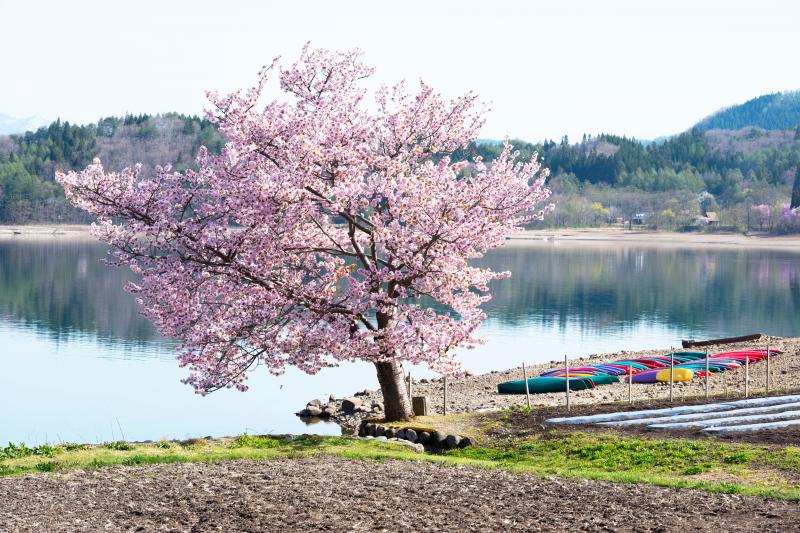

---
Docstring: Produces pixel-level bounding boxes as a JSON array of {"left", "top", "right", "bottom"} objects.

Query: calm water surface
[{"left": 2, "top": 236, "right": 799, "bottom": 444}]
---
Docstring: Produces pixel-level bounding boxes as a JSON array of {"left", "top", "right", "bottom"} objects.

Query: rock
[
  {"left": 458, "top": 436, "right": 477, "bottom": 448},
  {"left": 375, "top": 426, "right": 386, "bottom": 437},
  {"left": 417, "top": 431, "right": 431, "bottom": 443},
  {"left": 358, "top": 424, "right": 367, "bottom": 437},
  {"left": 445, "top": 435, "right": 461, "bottom": 449},
  {"left": 393, "top": 440, "right": 424, "bottom": 453},
  {"left": 366, "top": 423, "right": 378, "bottom": 437},
  {"left": 371, "top": 400, "right": 384, "bottom": 410},
  {"left": 341, "top": 397, "right": 361, "bottom": 413},
  {"left": 306, "top": 405, "right": 323, "bottom": 417},
  {"left": 375, "top": 436, "right": 388, "bottom": 441},
  {"left": 404, "top": 429, "right": 418, "bottom": 443},
  {"left": 328, "top": 394, "right": 337, "bottom": 403},
  {"left": 354, "top": 389, "right": 376, "bottom": 397},
  {"left": 371, "top": 406, "right": 381, "bottom": 413},
  {"left": 432, "top": 431, "right": 447, "bottom": 446},
  {"left": 307, "top": 399, "right": 322, "bottom": 408},
  {"left": 395, "top": 429, "right": 406, "bottom": 440},
  {"left": 295, "top": 409, "right": 311, "bottom": 417},
  {"left": 322, "top": 407, "right": 336, "bottom": 418},
  {"left": 384, "top": 428, "right": 397, "bottom": 439}
]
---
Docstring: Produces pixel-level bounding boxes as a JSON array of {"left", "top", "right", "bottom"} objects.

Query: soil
[{"left": 1, "top": 456, "right": 798, "bottom": 532}]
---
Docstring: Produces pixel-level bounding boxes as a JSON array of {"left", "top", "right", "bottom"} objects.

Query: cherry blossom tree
[{"left": 57, "top": 46, "right": 552, "bottom": 421}]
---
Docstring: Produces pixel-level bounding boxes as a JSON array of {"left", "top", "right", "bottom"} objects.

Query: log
[{"left": 681, "top": 333, "right": 763, "bottom": 348}]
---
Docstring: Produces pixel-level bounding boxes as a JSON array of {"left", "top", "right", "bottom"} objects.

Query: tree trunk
[
  {"left": 374, "top": 361, "right": 414, "bottom": 421},
  {"left": 791, "top": 166, "right": 800, "bottom": 209}
]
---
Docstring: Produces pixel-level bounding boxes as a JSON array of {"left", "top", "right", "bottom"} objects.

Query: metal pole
[
  {"left": 407, "top": 372, "right": 412, "bottom": 402},
  {"left": 443, "top": 377, "right": 448, "bottom": 416},
  {"left": 745, "top": 356, "right": 749, "bottom": 398},
  {"left": 565, "top": 354, "right": 571, "bottom": 412},
  {"left": 669, "top": 349, "right": 674, "bottom": 403},
  {"left": 628, "top": 365, "right": 633, "bottom": 405},
  {"left": 522, "top": 363, "right": 531, "bottom": 410},
  {"left": 766, "top": 344, "right": 771, "bottom": 395},
  {"left": 705, "top": 349, "right": 710, "bottom": 399}
]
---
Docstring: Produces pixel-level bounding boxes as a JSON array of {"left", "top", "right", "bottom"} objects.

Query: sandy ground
[
  {"left": 1, "top": 456, "right": 797, "bottom": 533},
  {"left": 335, "top": 337, "right": 800, "bottom": 429},
  {"left": 509, "top": 227, "right": 800, "bottom": 250},
  {"left": 4, "top": 224, "right": 800, "bottom": 249}
]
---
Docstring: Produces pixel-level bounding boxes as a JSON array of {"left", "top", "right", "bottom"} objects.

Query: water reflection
[{"left": 2, "top": 236, "right": 800, "bottom": 443}]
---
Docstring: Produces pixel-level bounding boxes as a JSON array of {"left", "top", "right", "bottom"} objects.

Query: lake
[{"left": 2, "top": 236, "right": 799, "bottom": 444}]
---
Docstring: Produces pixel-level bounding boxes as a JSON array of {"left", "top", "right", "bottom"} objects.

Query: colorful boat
[{"left": 497, "top": 376, "right": 596, "bottom": 394}]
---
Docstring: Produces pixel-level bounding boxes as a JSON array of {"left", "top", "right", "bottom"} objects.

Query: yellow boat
[{"left": 655, "top": 368, "right": 694, "bottom": 382}]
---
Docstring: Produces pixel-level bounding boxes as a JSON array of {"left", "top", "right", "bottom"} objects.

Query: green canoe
[{"left": 498, "top": 376, "right": 596, "bottom": 395}]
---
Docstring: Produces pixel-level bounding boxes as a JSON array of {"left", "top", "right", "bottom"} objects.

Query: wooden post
[
  {"left": 443, "top": 377, "right": 448, "bottom": 416},
  {"left": 628, "top": 365, "right": 633, "bottom": 405},
  {"left": 745, "top": 356, "right": 750, "bottom": 398},
  {"left": 705, "top": 349, "right": 710, "bottom": 399},
  {"left": 669, "top": 349, "right": 674, "bottom": 403},
  {"left": 766, "top": 344, "right": 771, "bottom": 395},
  {"left": 565, "top": 354, "right": 571, "bottom": 412},
  {"left": 522, "top": 363, "right": 531, "bottom": 410}
]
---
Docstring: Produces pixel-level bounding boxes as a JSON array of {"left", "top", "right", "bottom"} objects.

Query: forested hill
[
  {"left": 1, "top": 103, "right": 799, "bottom": 228},
  {"left": 0, "top": 114, "right": 222, "bottom": 223},
  {"left": 695, "top": 92, "right": 800, "bottom": 131}
]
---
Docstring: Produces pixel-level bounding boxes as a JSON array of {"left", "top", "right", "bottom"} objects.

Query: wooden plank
[{"left": 681, "top": 333, "right": 763, "bottom": 348}]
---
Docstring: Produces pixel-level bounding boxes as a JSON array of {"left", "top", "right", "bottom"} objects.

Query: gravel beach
[
  {"left": 329, "top": 336, "right": 800, "bottom": 430},
  {"left": 2, "top": 456, "right": 798, "bottom": 532}
]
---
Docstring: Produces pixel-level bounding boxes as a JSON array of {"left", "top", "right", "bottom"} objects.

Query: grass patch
[{"left": 2, "top": 429, "right": 799, "bottom": 501}]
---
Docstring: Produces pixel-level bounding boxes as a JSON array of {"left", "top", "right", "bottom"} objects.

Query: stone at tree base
[
  {"left": 375, "top": 426, "right": 386, "bottom": 437},
  {"left": 341, "top": 398, "right": 361, "bottom": 413},
  {"left": 445, "top": 435, "right": 461, "bottom": 449},
  {"left": 366, "top": 423, "right": 378, "bottom": 437},
  {"left": 384, "top": 428, "right": 397, "bottom": 439},
  {"left": 458, "top": 436, "right": 477, "bottom": 448},
  {"left": 358, "top": 424, "right": 367, "bottom": 437},
  {"left": 417, "top": 431, "right": 431, "bottom": 444},
  {"left": 395, "top": 429, "right": 406, "bottom": 440},
  {"left": 404, "top": 429, "right": 418, "bottom": 443},
  {"left": 375, "top": 436, "right": 387, "bottom": 441},
  {"left": 432, "top": 431, "right": 447, "bottom": 446},
  {"left": 371, "top": 400, "right": 384, "bottom": 411}
]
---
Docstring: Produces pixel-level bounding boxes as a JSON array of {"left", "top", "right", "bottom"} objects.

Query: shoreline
[
  {"left": 3, "top": 224, "right": 800, "bottom": 249},
  {"left": 328, "top": 335, "right": 800, "bottom": 431}
]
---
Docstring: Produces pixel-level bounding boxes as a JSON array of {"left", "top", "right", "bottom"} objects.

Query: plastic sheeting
[
  {"left": 544, "top": 395, "right": 800, "bottom": 425},
  {"left": 701, "top": 418, "right": 800, "bottom": 433},
  {"left": 596, "top": 401, "right": 800, "bottom": 427}
]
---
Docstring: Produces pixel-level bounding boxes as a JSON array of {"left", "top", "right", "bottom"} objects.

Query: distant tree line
[
  {"left": 0, "top": 114, "right": 223, "bottom": 223},
  {"left": 1, "top": 111, "right": 799, "bottom": 230}
]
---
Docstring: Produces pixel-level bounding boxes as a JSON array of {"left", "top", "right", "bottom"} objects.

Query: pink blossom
[{"left": 57, "top": 45, "right": 552, "bottom": 394}]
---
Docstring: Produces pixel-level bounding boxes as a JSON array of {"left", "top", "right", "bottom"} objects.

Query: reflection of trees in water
[
  {"left": 473, "top": 245, "right": 800, "bottom": 337},
  {"left": 0, "top": 239, "right": 160, "bottom": 344},
  {"left": 3, "top": 239, "right": 798, "bottom": 343}
]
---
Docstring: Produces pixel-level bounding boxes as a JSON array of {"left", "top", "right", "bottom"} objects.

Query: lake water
[{"left": 2, "top": 236, "right": 799, "bottom": 444}]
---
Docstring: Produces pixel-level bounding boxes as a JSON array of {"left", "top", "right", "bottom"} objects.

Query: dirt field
[{"left": 1, "top": 456, "right": 798, "bottom": 533}]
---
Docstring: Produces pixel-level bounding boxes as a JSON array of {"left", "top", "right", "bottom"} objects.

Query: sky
[{"left": 2, "top": 0, "right": 799, "bottom": 141}]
